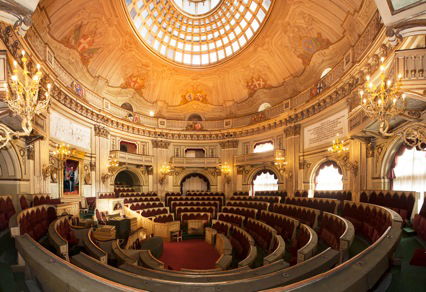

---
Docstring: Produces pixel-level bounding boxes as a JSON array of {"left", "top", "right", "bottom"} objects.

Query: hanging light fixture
[
  {"left": 328, "top": 134, "right": 349, "bottom": 154},
  {"left": 52, "top": 143, "right": 72, "bottom": 162},
  {"left": 274, "top": 150, "right": 288, "bottom": 174},
  {"left": 0, "top": 50, "right": 51, "bottom": 148},
  {"left": 359, "top": 57, "right": 406, "bottom": 136}
]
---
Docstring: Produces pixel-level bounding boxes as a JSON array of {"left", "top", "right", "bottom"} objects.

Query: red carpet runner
[{"left": 159, "top": 239, "right": 220, "bottom": 270}]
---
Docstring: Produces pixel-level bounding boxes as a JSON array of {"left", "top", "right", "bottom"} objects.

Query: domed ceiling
[{"left": 30, "top": 0, "right": 377, "bottom": 120}]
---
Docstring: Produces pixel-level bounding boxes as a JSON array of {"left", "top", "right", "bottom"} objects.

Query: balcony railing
[
  {"left": 110, "top": 150, "right": 153, "bottom": 165},
  {"left": 170, "top": 157, "right": 220, "bottom": 168}
]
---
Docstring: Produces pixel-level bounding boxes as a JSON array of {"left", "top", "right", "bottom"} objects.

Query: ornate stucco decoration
[
  {"left": 152, "top": 140, "right": 171, "bottom": 149},
  {"left": 340, "top": 154, "right": 358, "bottom": 177},
  {"left": 180, "top": 86, "right": 208, "bottom": 105},
  {"left": 0, "top": 0, "right": 35, "bottom": 35},
  {"left": 299, "top": 159, "right": 312, "bottom": 170},
  {"left": 83, "top": 164, "right": 91, "bottom": 185},
  {"left": 284, "top": 124, "right": 301, "bottom": 138},
  {"left": 94, "top": 124, "right": 109, "bottom": 138},
  {"left": 237, "top": 166, "right": 250, "bottom": 175},
  {"left": 219, "top": 140, "right": 239, "bottom": 149},
  {"left": 246, "top": 76, "right": 268, "bottom": 95}
]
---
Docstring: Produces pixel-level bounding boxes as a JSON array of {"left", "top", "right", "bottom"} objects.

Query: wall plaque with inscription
[
  {"left": 50, "top": 111, "right": 91, "bottom": 150},
  {"left": 303, "top": 109, "right": 348, "bottom": 149}
]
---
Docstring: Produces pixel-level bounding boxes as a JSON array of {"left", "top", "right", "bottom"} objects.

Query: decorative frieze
[
  {"left": 152, "top": 140, "right": 170, "bottom": 149},
  {"left": 219, "top": 140, "right": 239, "bottom": 149},
  {"left": 94, "top": 124, "right": 109, "bottom": 138}
]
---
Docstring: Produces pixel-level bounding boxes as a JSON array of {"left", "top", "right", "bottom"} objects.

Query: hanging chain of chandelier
[
  {"left": 0, "top": 50, "right": 51, "bottom": 148},
  {"left": 359, "top": 57, "right": 425, "bottom": 150}
]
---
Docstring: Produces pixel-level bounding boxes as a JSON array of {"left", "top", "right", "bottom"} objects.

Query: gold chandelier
[
  {"left": 328, "top": 134, "right": 349, "bottom": 154},
  {"left": 0, "top": 50, "right": 51, "bottom": 148},
  {"left": 52, "top": 143, "right": 72, "bottom": 162},
  {"left": 359, "top": 57, "right": 406, "bottom": 136},
  {"left": 274, "top": 150, "right": 288, "bottom": 174}
]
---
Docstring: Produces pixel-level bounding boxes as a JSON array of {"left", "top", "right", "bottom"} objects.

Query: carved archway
[
  {"left": 180, "top": 173, "right": 211, "bottom": 194},
  {"left": 309, "top": 159, "right": 346, "bottom": 191},
  {"left": 174, "top": 168, "right": 216, "bottom": 191},
  {"left": 111, "top": 166, "right": 146, "bottom": 188},
  {"left": 0, "top": 142, "right": 25, "bottom": 194}
]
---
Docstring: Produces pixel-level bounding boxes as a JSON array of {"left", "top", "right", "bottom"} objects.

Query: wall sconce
[
  {"left": 219, "top": 162, "right": 232, "bottom": 184},
  {"left": 274, "top": 150, "right": 288, "bottom": 174},
  {"left": 101, "top": 155, "right": 120, "bottom": 183},
  {"left": 159, "top": 162, "right": 173, "bottom": 185}
]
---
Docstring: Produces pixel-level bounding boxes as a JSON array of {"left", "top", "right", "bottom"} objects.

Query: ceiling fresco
[{"left": 30, "top": 0, "right": 377, "bottom": 120}]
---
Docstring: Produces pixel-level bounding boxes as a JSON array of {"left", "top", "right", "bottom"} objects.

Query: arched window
[
  {"left": 187, "top": 114, "right": 203, "bottom": 121},
  {"left": 258, "top": 103, "right": 271, "bottom": 112},
  {"left": 252, "top": 170, "right": 279, "bottom": 194},
  {"left": 121, "top": 102, "right": 134, "bottom": 112},
  {"left": 321, "top": 67, "right": 332, "bottom": 78},
  {"left": 253, "top": 141, "right": 274, "bottom": 153},
  {"left": 391, "top": 146, "right": 426, "bottom": 213},
  {"left": 314, "top": 161, "right": 343, "bottom": 191}
]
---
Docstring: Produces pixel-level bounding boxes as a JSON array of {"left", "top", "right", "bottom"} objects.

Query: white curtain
[
  {"left": 182, "top": 176, "right": 208, "bottom": 194},
  {"left": 392, "top": 148, "right": 426, "bottom": 213},
  {"left": 315, "top": 165, "right": 343, "bottom": 191},
  {"left": 252, "top": 172, "right": 278, "bottom": 194}
]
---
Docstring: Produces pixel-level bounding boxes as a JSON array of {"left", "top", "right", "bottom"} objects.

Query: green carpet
[{"left": 386, "top": 235, "right": 426, "bottom": 292}]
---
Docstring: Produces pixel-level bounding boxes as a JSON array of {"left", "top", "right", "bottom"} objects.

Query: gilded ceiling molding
[
  {"left": 152, "top": 140, "right": 171, "bottom": 149},
  {"left": 219, "top": 140, "right": 239, "bottom": 149},
  {"left": 94, "top": 125, "right": 109, "bottom": 138}
]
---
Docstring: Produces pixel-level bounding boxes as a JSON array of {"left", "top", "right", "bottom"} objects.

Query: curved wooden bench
[
  {"left": 139, "top": 250, "right": 165, "bottom": 270},
  {"left": 83, "top": 228, "right": 108, "bottom": 264},
  {"left": 72, "top": 248, "right": 339, "bottom": 291},
  {"left": 215, "top": 233, "right": 232, "bottom": 255},
  {"left": 263, "top": 235, "right": 286, "bottom": 265},
  {"left": 48, "top": 216, "right": 69, "bottom": 260},
  {"left": 112, "top": 240, "right": 138, "bottom": 266},
  {"left": 297, "top": 224, "right": 318, "bottom": 264},
  {"left": 266, "top": 205, "right": 403, "bottom": 291},
  {"left": 15, "top": 235, "right": 142, "bottom": 292},
  {"left": 180, "top": 267, "right": 223, "bottom": 273}
]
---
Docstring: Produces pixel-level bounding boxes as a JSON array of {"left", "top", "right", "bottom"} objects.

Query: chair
[{"left": 171, "top": 230, "right": 183, "bottom": 242}]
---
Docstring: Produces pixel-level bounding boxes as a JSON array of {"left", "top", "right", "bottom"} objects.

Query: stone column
[
  {"left": 284, "top": 124, "right": 301, "bottom": 195},
  {"left": 152, "top": 140, "right": 171, "bottom": 198},
  {"left": 219, "top": 140, "right": 239, "bottom": 198},
  {"left": 94, "top": 125, "right": 110, "bottom": 193}
]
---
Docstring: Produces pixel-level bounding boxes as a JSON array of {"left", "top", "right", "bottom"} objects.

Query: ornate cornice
[
  {"left": 152, "top": 140, "right": 170, "bottom": 149},
  {"left": 94, "top": 124, "right": 109, "bottom": 138},
  {"left": 219, "top": 140, "right": 239, "bottom": 149}
]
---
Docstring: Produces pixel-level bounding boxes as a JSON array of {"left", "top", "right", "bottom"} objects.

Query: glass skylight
[{"left": 124, "top": 0, "right": 273, "bottom": 67}]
